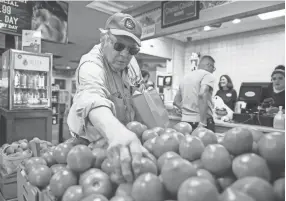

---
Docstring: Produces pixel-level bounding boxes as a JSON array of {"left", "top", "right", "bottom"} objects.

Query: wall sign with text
[
  {"left": 0, "top": 1, "right": 33, "bottom": 35},
  {"left": 161, "top": 1, "right": 199, "bottom": 28},
  {"left": 0, "top": 1, "right": 68, "bottom": 44}
]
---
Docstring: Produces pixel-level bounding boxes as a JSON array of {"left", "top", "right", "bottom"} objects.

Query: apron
[{"left": 104, "top": 59, "right": 134, "bottom": 126}]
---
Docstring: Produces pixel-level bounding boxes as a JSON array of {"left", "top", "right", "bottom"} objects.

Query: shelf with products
[
  {"left": 13, "top": 69, "right": 49, "bottom": 108},
  {"left": 0, "top": 49, "right": 52, "bottom": 110},
  {"left": 51, "top": 84, "right": 69, "bottom": 125}
]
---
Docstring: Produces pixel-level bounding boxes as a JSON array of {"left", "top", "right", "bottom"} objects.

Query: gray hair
[{"left": 99, "top": 28, "right": 111, "bottom": 44}]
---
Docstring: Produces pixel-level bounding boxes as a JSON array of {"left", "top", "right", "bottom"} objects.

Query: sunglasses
[
  {"left": 113, "top": 42, "right": 140, "bottom": 55},
  {"left": 108, "top": 36, "right": 140, "bottom": 55}
]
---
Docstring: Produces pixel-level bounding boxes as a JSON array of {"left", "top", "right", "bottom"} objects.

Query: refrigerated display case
[{"left": 0, "top": 49, "right": 52, "bottom": 110}]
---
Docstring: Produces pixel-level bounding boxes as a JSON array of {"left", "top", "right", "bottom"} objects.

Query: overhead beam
[{"left": 124, "top": 1, "right": 285, "bottom": 40}]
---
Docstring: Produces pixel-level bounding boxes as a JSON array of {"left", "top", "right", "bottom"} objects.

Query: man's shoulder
[
  {"left": 79, "top": 44, "right": 104, "bottom": 68},
  {"left": 185, "top": 69, "right": 213, "bottom": 79}
]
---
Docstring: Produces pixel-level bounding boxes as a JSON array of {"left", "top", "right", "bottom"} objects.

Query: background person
[
  {"left": 141, "top": 69, "right": 155, "bottom": 90},
  {"left": 215, "top": 75, "right": 237, "bottom": 111},
  {"left": 262, "top": 65, "right": 285, "bottom": 113},
  {"left": 174, "top": 55, "right": 216, "bottom": 132},
  {"left": 67, "top": 13, "right": 154, "bottom": 184}
]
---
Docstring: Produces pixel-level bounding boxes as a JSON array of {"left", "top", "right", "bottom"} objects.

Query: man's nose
[{"left": 119, "top": 48, "right": 130, "bottom": 57}]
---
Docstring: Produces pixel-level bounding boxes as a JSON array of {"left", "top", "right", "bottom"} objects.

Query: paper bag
[{"left": 132, "top": 89, "right": 169, "bottom": 128}]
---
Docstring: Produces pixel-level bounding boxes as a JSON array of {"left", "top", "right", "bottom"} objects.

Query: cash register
[{"left": 233, "top": 82, "right": 274, "bottom": 127}]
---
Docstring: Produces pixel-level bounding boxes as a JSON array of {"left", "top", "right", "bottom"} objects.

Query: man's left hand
[{"left": 107, "top": 129, "right": 155, "bottom": 183}]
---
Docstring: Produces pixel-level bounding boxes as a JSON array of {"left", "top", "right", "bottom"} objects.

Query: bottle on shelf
[
  {"left": 34, "top": 90, "right": 40, "bottom": 104},
  {"left": 27, "top": 90, "right": 34, "bottom": 105},
  {"left": 40, "top": 91, "right": 46, "bottom": 99},
  {"left": 14, "top": 71, "right": 20, "bottom": 88},
  {"left": 33, "top": 73, "right": 40, "bottom": 89},
  {"left": 273, "top": 106, "right": 285, "bottom": 129},
  {"left": 16, "top": 89, "right": 22, "bottom": 105},
  {"left": 27, "top": 72, "right": 34, "bottom": 88},
  {"left": 20, "top": 71, "right": 27, "bottom": 88},
  {"left": 39, "top": 73, "right": 46, "bottom": 89},
  {"left": 13, "top": 90, "right": 18, "bottom": 105},
  {"left": 22, "top": 91, "right": 28, "bottom": 105}
]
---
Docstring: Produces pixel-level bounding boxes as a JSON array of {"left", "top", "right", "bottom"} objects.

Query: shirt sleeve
[
  {"left": 69, "top": 61, "right": 116, "bottom": 134},
  {"left": 201, "top": 73, "right": 215, "bottom": 90}
]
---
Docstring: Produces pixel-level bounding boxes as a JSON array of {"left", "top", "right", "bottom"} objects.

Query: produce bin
[
  {"left": 0, "top": 167, "right": 17, "bottom": 200},
  {"left": 17, "top": 168, "right": 54, "bottom": 201},
  {"left": 0, "top": 192, "right": 17, "bottom": 201}
]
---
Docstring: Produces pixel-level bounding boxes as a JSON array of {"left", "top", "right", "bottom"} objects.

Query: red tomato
[
  {"left": 67, "top": 145, "right": 93, "bottom": 173},
  {"left": 62, "top": 185, "right": 83, "bottom": 201},
  {"left": 49, "top": 169, "right": 78, "bottom": 198},
  {"left": 53, "top": 143, "right": 73, "bottom": 164},
  {"left": 79, "top": 168, "right": 113, "bottom": 199},
  {"left": 28, "top": 164, "right": 51, "bottom": 188},
  {"left": 131, "top": 173, "right": 164, "bottom": 201}
]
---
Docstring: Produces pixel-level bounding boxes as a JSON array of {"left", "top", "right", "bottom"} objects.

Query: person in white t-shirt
[{"left": 173, "top": 55, "right": 216, "bottom": 131}]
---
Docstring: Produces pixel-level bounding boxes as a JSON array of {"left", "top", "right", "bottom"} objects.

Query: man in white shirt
[
  {"left": 68, "top": 13, "right": 154, "bottom": 184},
  {"left": 174, "top": 55, "right": 216, "bottom": 131}
]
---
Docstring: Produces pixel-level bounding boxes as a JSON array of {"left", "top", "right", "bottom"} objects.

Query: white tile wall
[{"left": 184, "top": 26, "right": 285, "bottom": 94}]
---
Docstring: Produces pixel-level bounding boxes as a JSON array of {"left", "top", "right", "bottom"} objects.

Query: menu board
[{"left": 0, "top": 1, "right": 33, "bottom": 35}]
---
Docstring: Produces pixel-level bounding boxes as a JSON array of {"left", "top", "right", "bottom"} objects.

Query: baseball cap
[
  {"left": 271, "top": 65, "right": 285, "bottom": 77},
  {"left": 105, "top": 12, "right": 142, "bottom": 46}
]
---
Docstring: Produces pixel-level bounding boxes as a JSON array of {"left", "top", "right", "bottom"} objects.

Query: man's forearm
[
  {"left": 89, "top": 107, "right": 127, "bottom": 142},
  {"left": 198, "top": 94, "right": 208, "bottom": 124}
]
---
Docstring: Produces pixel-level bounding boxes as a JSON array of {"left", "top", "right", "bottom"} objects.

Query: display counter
[{"left": 169, "top": 115, "right": 285, "bottom": 134}]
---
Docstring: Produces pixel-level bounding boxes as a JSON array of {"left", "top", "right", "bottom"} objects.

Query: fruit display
[
  {"left": 18, "top": 121, "right": 284, "bottom": 201},
  {"left": 0, "top": 137, "right": 54, "bottom": 174},
  {"left": 2, "top": 139, "right": 31, "bottom": 157}
]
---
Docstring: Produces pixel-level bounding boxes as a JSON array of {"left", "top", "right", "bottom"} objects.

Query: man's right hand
[{"left": 107, "top": 129, "right": 155, "bottom": 184}]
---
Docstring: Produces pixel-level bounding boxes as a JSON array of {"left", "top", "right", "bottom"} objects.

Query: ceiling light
[
  {"left": 86, "top": 1, "right": 129, "bottom": 15},
  {"left": 258, "top": 9, "right": 285, "bottom": 20},
  {"left": 232, "top": 19, "right": 241, "bottom": 24},
  {"left": 66, "top": 66, "right": 71, "bottom": 69},
  {"left": 204, "top": 26, "right": 211, "bottom": 31}
]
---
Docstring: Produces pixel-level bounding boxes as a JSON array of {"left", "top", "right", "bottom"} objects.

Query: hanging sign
[
  {"left": 135, "top": 8, "right": 161, "bottom": 39},
  {"left": 161, "top": 1, "right": 199, "bottom": 28},
  {"left": 0, "top": 1, "right": 33, "bottom": 35},
  {"left": 22, "top": 30, "right": 41, "bottom": 53}
]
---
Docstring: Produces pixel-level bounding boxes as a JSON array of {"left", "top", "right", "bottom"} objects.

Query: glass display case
[{"left": 0, "top": 49, "right": 52, "bottom": 110}]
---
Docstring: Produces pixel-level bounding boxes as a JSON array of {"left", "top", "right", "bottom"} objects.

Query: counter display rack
[{"left": 0, "top": 49, "right": 53, "bottom": 110}]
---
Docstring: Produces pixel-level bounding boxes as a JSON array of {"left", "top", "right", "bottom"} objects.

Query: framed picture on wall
[
  {"left": 71, "top": 80, "right": 76, "bottom": 94},
  {"left": 54, "top": 79, "right": 66, "bottom": 90}
]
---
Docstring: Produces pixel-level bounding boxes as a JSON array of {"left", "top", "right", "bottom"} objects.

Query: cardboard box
[
  {"left": 17, "top": 168, "right": 40, "bottom": 201},
  {"left": 0, "top": 192, "right": 17, "bottom": 201},
  {"left": 17, "top": 168, "right": 56, "bottom": 201},
  {"left": 0, "top": 168, "right": 17, "bottom": 200}
]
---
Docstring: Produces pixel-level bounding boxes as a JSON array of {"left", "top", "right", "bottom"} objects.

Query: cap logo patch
[{"left": 124, "top": 18, "right": 135, "bottom": 30}]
